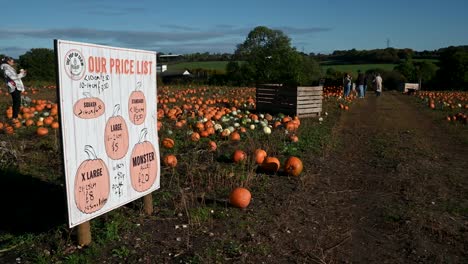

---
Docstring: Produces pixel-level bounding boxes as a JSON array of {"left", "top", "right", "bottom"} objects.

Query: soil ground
[{"left": 1, "top": 91, "right": 467, "bottom": 263}]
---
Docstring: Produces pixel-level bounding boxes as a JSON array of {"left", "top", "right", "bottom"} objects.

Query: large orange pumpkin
[
  {"left": 104, "top": 104, "right": 129, "bottom": 160},
  {"left": 130, "top": 128, "right": 158, "bottom": 192},
  {"left": 284, "top": 156, "right": 303, "bottom": 177},
  {"left": 229, "top": 187, "right": 251, "bottom": 208},
  {"left": 74, "top": 145, "right": 110, "bottom": 214}
]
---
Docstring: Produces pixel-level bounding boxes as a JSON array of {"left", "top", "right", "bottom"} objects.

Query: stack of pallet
[{"left": 256, "top": 84, "right": 323, "bottom": 117}]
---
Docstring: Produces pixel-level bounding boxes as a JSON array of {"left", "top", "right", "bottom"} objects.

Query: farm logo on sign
[{"left": 64, "top": 49, "right": 85, "bottom": 80}]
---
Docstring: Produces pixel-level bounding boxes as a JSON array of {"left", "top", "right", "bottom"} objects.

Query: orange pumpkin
[
  {"left": 37, "top": 127, "right": 49, "bottom": 136},
  {"left": 229, "top": 131, "right": 241, "bottom": 141},
  {"left": 289, "top": 135, "right": 299, "bottom": 142},
  {"left": 190, "top": 132, "right": 200, "bottom": 142},
  {"left": 208, "top": 141, "right": 217, "bottom": 151},
  {"left": 51, "top": 121, "right": 60, "bottom": 129},
  {"left": 284, "top": 156, "right": 303, "bottom": 177},
  {"left": 229, "top": 187, "right": 251, "bottom": 208},
  {"left": 163, "top": 154, "right": 177, "bottom": 168},
  {"left": 4, "top": 125, "right": 14, "bottom": 134},
  {"left": 25, "top": 119, "right": 34, "bottom": 127},
  {"left": 254, "top": 149, "right": 267, "bottom": 165},
  {"left": 43, "top": 116, "right": 54, "bottom": 126},
  {"left": 232, "top": 150, "right": 247, "bottom": 163},
  {"left": 104, "top": 104, "right": 129, "bottom": 160},
  {"left": 74, "top": 145, "right": 110, "bottom": 214},
  {"left": 162, "top": 138, "right": 175, "bottom": 149},
  {"left": 128, "top": 82, "right": 147, "bottom": 125},
  {"left": 260, "top": 157, "right": 280, "bottom": 173},
  {"left": 130, "top": 128, "right": 158, "bottom": 192}
]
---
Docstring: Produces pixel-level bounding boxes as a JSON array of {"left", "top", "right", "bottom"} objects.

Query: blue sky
[{"left": 2, "top": 0, "right": 467, "bottom": 58}]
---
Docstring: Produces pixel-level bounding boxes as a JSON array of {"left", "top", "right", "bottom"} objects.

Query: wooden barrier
[{"left": 256, "top": 84, "right": 323, "bottom": 117}]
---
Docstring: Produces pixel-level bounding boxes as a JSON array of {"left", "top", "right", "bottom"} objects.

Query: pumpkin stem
[
  {"left": 112, "top": 104, "right": 121, "bottom": 117},
  {"left": 136, "top": 81, "right": 142, "bottom": 91},
  {"left": 84, "top": 145, "right": 98, "bottom": 160},
  {"left": 138, "top": 128, "right": 148, "bottom": 143},
  {"left": 83, "top": 92, "right": 92, "bottom": 98}
]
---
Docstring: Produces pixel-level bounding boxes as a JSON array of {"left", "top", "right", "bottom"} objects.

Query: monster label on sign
[{"left": 130, "top": 128, "right": 158, "bottom": 192}]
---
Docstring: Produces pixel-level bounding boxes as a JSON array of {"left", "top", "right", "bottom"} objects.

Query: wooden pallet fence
[{"left": 256, "top": 84, "right": 323, "bottom": 117}]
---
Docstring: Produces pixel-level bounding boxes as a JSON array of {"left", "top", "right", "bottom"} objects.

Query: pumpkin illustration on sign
[
  {"left": 130, "top": 128, "right": 158, "bottom": 192},
  {"left": 128, "top": 81, "right": 146, "bottom": 125},
  {"left": 73, "top": 92, "right": 105, "bottom": 119},
  {"left": 105, "top": 104, "right": 129, "bottom": 160},
  {"left": 74, "top": 145, "right": 110, "bottom": 214}
]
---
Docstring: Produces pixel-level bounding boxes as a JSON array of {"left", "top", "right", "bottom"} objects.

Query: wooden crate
[{"left": 256, "top": 84, "right": 323, "bottom": 117}]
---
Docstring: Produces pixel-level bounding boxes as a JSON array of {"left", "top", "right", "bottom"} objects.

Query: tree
[
  {"left": 394, "top": 58, "right": 416, "bottom": 82},
  {"left": 414, "top": 61, "right": 437, "bottom": 89},
  {"left": 233, "top": 26, "right": 320, "bottom": 85},
  {"left": 18, "top": 48, "right": 56, "bottom": 82},
  {"left": 436, "top": 47, "right": 468, "bottom": 90}
]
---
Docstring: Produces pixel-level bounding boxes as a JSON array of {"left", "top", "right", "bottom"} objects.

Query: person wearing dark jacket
[
  {"left": 1, "top": 56, "right": 27, "bottom": 123},
  {"left": 356, "top": 70, "right": 365, "bottom": 98}
]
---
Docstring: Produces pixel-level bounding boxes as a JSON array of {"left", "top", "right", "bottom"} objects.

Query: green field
[
  {"left": 166, "top": 61, "right": 231, "bottom": 73},
  {"left": 167, "top": 61, "right": 398, "bottom": 77}
]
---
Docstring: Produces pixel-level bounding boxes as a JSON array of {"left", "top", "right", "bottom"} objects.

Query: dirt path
[
  {"left": 268, "top": 91, "right": 468, "bottom": 263},
  {"left": 221, "top": 91, "right": 468, "bottom": 263}
]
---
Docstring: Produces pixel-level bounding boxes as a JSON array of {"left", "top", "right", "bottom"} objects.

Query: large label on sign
[{"left": 55, "top": 40, "right": 160, "bottom": 227}]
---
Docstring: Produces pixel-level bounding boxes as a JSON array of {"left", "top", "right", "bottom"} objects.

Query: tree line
[{"left": 1, "top": 28, "right": 467, "bottom": 90}]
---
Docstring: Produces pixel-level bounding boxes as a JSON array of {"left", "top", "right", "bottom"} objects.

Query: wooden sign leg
[
  {"left": 77, "top": 221, "right": 92, "bottom": 246},
  {"left": 143, "top": 193, "right": 153, "bottom": 215}
]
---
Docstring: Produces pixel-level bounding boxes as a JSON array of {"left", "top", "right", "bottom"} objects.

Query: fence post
[
  {"left": 77, "top": 221, "right": 92, "bottom": 246},
  {"left": 143, "top": 193, "right": 153, "bottom": 215}
]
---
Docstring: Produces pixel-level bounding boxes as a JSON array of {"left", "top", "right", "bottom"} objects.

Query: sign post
[{"left": 55, "top": 40, "right": 160, "bottom": 239}]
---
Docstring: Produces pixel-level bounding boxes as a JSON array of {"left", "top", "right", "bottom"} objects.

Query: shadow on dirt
[{"left": 0, "top": 169, "right": 67, "bottom": 234}]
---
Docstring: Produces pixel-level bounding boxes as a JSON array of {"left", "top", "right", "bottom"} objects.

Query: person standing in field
[
  {"left": 363, "top": 72, "right": 368, "bottom": 96},
  {"left": 343, "top": 73, "right": 352, "bottom": 98},
  {"left": 373, "top": 73, "right": 383, "bottom": 96},
  {"left": 356, "top": 70, "right": 365, "bottom": 98},
  {"left": 1, "top": 56, "right": 27, "bottom": 123}
]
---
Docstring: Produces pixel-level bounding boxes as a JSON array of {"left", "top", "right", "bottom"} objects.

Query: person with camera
[{"left": 1, "top": 56, "right": 27, "bottom": 123}]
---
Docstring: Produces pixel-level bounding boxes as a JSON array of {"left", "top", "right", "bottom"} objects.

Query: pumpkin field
[{"left": 0, "top": 85, "right": 467, "bottom": 263}]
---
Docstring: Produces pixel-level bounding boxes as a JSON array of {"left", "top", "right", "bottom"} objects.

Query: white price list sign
[{"left": 55, "top": 40, "right": 160, "bottom": 227}]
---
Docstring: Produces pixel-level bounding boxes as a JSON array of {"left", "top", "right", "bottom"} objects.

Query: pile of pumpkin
[
  {"left": 0, "top": 99, "right": 59, "bottom": 135},
  {"left": 228, "top": 150, "right": 303, "bottom": 209},
  {"left": 414, "top": 91, "right": 468, "bottom": 124}
]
